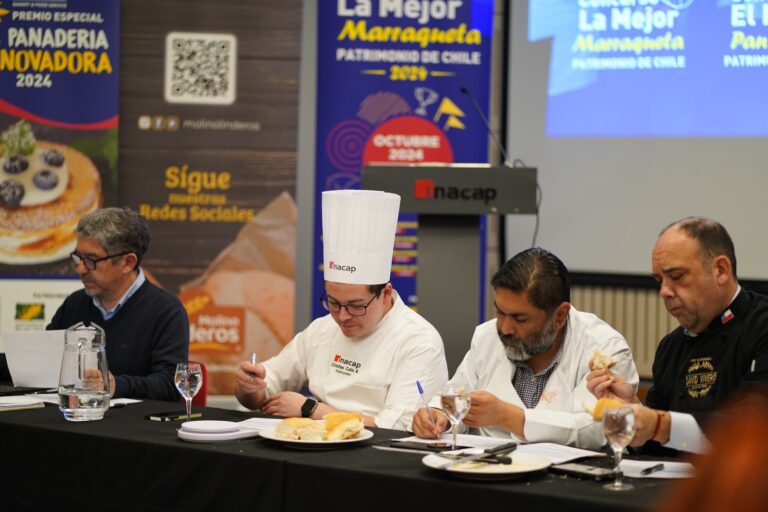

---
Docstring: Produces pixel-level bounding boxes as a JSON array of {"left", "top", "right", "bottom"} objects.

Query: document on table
[
  {"left": 28, "top": 394, "right": 142, "bottom": 408},
  {"left": 383, "top": 434, "right": 604, "bottom": 464},
  {"left": 3, "top": 330, "right": 65, "bottom": 387},
  {"left": 620, "top": 459, "right": 695, "bottom": 479},
  {"left": 0, "top": 395, "right": 44, "bottom": 412}
]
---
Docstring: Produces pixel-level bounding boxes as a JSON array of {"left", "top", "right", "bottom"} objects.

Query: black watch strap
[{"left": 301, "top": 398, "right": 318, "bottom": 418}]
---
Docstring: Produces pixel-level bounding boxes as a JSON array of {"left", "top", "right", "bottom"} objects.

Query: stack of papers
[{"left": 0, "top": 396, "right": 44, "bottom": 412}]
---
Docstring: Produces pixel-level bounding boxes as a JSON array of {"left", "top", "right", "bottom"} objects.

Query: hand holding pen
[
  {"left": 412, "top": 380, "right": 449, "bottom": 439},
  {"left": 417, "top": 380, "right": 435, "bottom": 423},
  {"left": 236, "top": 352, "right": 266, "bottom": 392}
]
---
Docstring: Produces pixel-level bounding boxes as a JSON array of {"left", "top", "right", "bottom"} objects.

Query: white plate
[
  {"left": 422, "top": 451, "right": 551, "bottom": 480},
  {"left": 177, "top": 428, "right": 261, "bottom": 443},
  {"left": 259, "top": 426, "right": 374, "bottom": 448},
  {"left": 180, "top": 420, "right": 241, "bottom": 434}
]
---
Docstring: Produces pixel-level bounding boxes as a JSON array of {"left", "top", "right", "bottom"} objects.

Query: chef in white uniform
[
  {"left": 235, "top": 190, "right": 448, "bottom": 430},
  {"left": 412, "top": 248, "right": 639, "bottom": 449}
]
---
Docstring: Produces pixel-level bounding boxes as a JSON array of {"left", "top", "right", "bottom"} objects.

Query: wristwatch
[{"left": 301, "top": 397, "right": 318, "bottom": 418}]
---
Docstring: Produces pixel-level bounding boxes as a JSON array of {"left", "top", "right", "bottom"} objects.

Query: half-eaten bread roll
[
  {"left": 323, "top": 411, "right": 364, "bottom": 440},
  {"left": 592, "top": 349, "right": 617, "bottom": 370}
]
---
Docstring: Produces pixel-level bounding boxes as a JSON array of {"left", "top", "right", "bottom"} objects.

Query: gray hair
[{"left": 76, "top": 207, "right": 150, "bottom": 268}]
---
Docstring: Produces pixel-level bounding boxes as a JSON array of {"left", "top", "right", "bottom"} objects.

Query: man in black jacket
[
  {"left": 48, "top": 207, "right": 189, "bottom": 401},
  {"left": 589, "top": 217, "right": 768, "bottom": 454}
]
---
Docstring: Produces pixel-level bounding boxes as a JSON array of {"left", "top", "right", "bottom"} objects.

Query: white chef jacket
[
  {"left": 263, "top": 292, "right": 448, "bottom": 430},
  {"left": 436, "top": 306, "right": 639, "bottom": 449}
]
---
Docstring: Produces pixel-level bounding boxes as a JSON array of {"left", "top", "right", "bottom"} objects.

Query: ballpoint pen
[
  {"left": 640, "top": 463, "right": 665, "bottom": 476},
  {"left": 249, "top": 352, "right": 258, "bottom": 380},
  {"left": 416, "top": 380, "right": 435, "bottom": 424}
]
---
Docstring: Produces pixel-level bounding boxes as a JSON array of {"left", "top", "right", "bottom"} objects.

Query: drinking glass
[
  {"left": 603, "top": 406, "right": 636, "bottom": 491},
  {"left": 174, "top": 362, "right": 203, "bottom": 422},
  {"left": 440, "top": 383, "right": 471, "bottom": 450}
]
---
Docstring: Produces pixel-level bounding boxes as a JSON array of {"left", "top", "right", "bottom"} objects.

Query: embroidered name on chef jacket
[
  {"left": 331, "top": 354, "right": 362, "bottom": 376},
  {"left": 685, "top": 357, "right": 718, "bottom": 399}
]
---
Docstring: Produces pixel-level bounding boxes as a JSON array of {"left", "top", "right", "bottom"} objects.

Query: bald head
[
  {"left": 653, "top": 217, "right": 738, "bottom": 334},
  {"left": 660, "top": 216, "right": 737, "bottom": 280}
]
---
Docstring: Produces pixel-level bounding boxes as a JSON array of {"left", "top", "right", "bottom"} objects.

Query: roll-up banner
[
  {"left": 0, "top": 0, "right": 119, "bottom": 343},
  {"left": 312, "top": 0, "right": 495, "bottom": 318}
]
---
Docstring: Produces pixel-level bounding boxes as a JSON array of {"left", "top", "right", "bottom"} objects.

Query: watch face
[{"left": 301, "top": 398, "right": 318, "bottom": 417}]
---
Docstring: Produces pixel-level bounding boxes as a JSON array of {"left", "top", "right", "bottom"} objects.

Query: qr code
[{"left": 164, "top": 32, "right": 237, "bottom": 105}]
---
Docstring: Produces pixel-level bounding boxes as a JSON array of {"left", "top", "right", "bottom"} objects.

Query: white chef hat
[{"left": 322, "top": 190, "right": 401, "bottom": 285}]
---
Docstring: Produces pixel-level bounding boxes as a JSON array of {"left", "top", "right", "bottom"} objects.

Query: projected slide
[{"left": 529, "top": 0, "right": 768, "bottom": 136}]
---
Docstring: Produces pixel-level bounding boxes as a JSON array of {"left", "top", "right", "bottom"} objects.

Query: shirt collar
[
  {"left": 684, "top": 285, "right": 742, "bottom": 338},
  {"left": 93, "top": 268, "right": 146, "bottom": 320}
]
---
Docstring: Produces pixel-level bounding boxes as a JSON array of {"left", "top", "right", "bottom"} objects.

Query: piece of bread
[
  {"left": 584, "top": 398, "right": 624, "bottom": 421},
  {"left": 323, "top": 411, "right": 364, "bottom": 441},
  {"left": 592, "top": 349, "right": 617, "bottom": 370},
  {"left": 274, "top": 417, "right": 324, "bottom": 440}
]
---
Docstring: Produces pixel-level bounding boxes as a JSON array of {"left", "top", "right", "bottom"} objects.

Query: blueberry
[
  {"left": 41, "top": 149, "right": 65, "bottom": 167},
  {"left": 33, "top": 169, "right": 59, "bottom": 190},
  {"left": 3, "top": 155, "right": 29, "bottom": 174},
  {"left": 0, "top": 180, "right": 24, "bottom": 208}
]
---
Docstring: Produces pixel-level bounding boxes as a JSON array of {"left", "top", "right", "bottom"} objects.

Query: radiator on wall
[{"left": 571, "top": 286, "right": 677, "bottom": 378}]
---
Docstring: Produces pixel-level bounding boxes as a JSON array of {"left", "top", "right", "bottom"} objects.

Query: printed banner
[
  {"left": 0, "top": 0, "right": 119, "bottom": 273},
  {"left": 120, "top": 0, "right": 301, "bottom": 394},
  {"left": 312, "top": 0, "right": 494, "bottom": 317},
  {"left": 0, "top": 277, "right": 81, "bottom": 351}
]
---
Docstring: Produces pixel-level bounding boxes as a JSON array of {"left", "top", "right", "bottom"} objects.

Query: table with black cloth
[{"left": 0, "top": 401, "right": 673, "bottom": 512}]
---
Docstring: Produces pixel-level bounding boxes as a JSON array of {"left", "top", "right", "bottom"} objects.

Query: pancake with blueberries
[{"left": 0, "top": 138, "right": 101, "bottom": 265}]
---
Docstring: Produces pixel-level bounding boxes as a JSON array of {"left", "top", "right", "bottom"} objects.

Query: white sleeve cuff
[{"left": 665, "top": 411, "right": 710, "bottom": 454}]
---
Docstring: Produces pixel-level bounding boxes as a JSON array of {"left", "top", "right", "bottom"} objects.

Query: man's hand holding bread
[{"left": 586, "top": 349, "right": 671, "bottom": 446}]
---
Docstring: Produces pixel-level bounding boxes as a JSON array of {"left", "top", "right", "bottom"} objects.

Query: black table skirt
[{"left": 0, "top": 401, "right": 671, "bottom": 512}]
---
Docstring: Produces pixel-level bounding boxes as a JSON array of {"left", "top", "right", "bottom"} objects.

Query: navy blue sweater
[{"left": 48, "top": 280, "right": 189, "bottom": 402}]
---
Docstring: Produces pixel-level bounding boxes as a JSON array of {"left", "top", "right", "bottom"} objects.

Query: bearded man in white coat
[
  {"left": 235, "top": 190, "right": 448, "bottom": 430},
  {"left": 412, "top": 247, "right": 639, "bottom": 449}
]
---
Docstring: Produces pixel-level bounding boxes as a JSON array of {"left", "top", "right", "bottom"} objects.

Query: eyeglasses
[
  {"left": 321, "top": 292, "right": 379, "bottom": 317},
  {"left": 70, "top": 251, "right": 129, "bottom": 270}
]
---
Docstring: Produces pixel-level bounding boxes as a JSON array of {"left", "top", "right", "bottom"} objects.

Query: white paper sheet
[
  {"left": 516, "top": 442, "right": 605, "bottom": 464},
  {"left": 3, "top": 330, "right": 65, "bottom": 387},
  {"left": 620, "top": 459, "right": 695, "bottom": 479}
]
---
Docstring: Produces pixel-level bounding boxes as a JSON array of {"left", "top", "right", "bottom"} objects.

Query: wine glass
[
  {"left": 174, "top": 362, "right": 203, "bottom": 422},
  {"left": 440, "top": 383, "right": 471, "bottom": 450},
  {"left": 602, "top": 406, "right": 636, "bottom": 491}
]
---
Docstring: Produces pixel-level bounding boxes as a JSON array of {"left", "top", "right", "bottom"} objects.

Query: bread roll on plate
[
  {"left": 275, "top": 417, "right": 325, "bottom": 441},
  {"left": 323, "top": 412, "right": 364, "bottom": 441}
]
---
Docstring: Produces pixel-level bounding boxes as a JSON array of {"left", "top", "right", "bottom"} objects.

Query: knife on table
[{"left": 439, "top": 442, "right": 518, "bottom": 469}]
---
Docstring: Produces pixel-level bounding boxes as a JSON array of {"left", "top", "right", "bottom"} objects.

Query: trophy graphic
[{"left": 414, "top": 87, "right": 439, "bottom": 116}]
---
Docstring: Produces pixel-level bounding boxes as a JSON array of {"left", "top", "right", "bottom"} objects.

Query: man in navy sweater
[{"left": 48, "top": 207, "right": 189, "bottom": 402}]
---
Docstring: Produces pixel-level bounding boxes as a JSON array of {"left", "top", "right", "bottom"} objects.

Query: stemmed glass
[
  {"left": 440, "top": 383, "right": 471, "bottom": 450},
  {"left": 174, "top": 362, "right": 203, "bottom": 422},
  {"left": 603, "top": 406, "right": 636, "bottom": 491}
]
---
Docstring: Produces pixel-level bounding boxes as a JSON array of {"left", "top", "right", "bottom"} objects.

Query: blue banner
[
  {"left": 312, "top": 0, "right": 495, "bottom": 318},
  {"left": 0, "top": 0, "right": 119, "bottom": 272}
]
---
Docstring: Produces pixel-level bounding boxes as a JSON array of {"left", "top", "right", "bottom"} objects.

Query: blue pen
[{"left": 416, "top": 380, "right": 435, "bottom": 424}]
